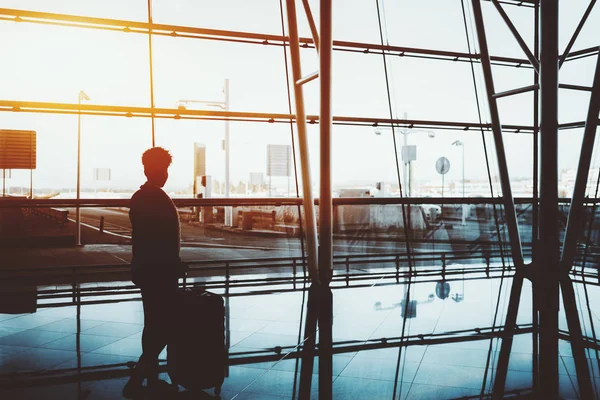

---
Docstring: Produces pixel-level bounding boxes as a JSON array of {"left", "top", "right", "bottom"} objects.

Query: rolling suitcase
[{"left": 167, "top": 287, "right": 226, "bottom": 395}]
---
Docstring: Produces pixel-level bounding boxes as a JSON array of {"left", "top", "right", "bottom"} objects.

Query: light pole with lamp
[
  {"left": 374, "top": 123, "right": 435, "bottom": 197},
  {"left": 76, "top": 90, "right": 90, "bottom": 246},
  {"left": 451, "top": 140, "right": 465, "bottom": 197},
  {"left": 177, "top": 79, "right": 232, "bottom": 226},
  {"left": 451, "top": 140, "right": 467, "bottom": 225}
]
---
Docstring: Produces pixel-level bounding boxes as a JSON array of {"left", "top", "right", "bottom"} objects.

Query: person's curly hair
[{"left": 142, "top": 147, "right": 172, "bottom": 171}]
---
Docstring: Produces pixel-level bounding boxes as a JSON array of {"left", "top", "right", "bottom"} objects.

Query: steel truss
[{"left": 470, "top": 0, "right": 599, "bottom": 398}]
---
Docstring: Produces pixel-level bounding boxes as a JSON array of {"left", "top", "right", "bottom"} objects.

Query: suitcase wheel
[{"left": 215, "top": 386, "right": 222, "bottom": 396}]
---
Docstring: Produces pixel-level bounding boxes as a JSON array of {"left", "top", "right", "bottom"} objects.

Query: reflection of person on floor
[{"left": 123, "top": 147, "right": 184, "bottom": 398}]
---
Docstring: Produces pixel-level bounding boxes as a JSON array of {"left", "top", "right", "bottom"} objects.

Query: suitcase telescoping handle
[{"left": 181, "top": 261, "right": 189, "bottom": 289}]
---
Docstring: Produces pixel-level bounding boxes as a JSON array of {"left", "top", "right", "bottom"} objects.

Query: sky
[{"left": 0, "top": 0, "right": 598, "bottom": 196}]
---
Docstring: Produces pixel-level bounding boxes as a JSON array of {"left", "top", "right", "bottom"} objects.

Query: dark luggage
[{"left": 168, "top": 287, "right": 226, "bottom": 395}]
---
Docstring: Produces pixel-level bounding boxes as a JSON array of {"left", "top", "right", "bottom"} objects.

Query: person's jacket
[{"left": 129, "top": 182, "right": 183, "bottom": 286}]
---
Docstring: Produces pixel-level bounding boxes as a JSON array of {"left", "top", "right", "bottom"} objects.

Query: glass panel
[
  {"left": 381, "top": 0, "right": 481, "bottom": 53},
  {"left": 152, "top": 35, "right": 289, "bottom": 114},
  {"left": 154, "top": 119, "right": 299, "bottom": 198},
  {"left": 0, "top": 0, "right": 147, "bottom": 20},
  {"left": 331, "top": 202, "right": 517, "bottom": 265},
  {"left": 386, "top": 57, "right": 481, "bottom": 122},
  {"left": 0, "top": 21, "right": 150, "bottom": 106},
  {"left": 479, "top": 2, "right": 535, "bottom": 60},
  {"left": 152, "top": 0, "right": 282, "bottom": 35}
]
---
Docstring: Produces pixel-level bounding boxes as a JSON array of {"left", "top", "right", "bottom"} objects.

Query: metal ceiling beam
[
  {"left": 0, "top": 8, "right": 532, "bottom": 68},
  {"left": 559, "top": 0, "right": 597, "bottom": 68},
  {"left": 0, "top": 99, "right": 539, "bottom": 132},
  {"left": 559, "top": 83, "right": 592, "bottom": 92},
  {"left": 300, "top": 0, "right": 319, "bottom": 53},
  {"left": 493, "top": 84, "right": 538, "bottom": 99},
  {"left": 491, "top": 0, "right": 539, "bottom": 73},
  {"left": 484, "top": 0, "right": 537, "bottom": 5},
  {"left": 562, "top": 45, "right": 600, "bottom": 62}
]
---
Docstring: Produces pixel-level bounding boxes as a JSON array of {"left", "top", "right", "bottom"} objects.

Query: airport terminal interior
[{"left": 1, "top": 0, "right": 600, "bottom": 399}]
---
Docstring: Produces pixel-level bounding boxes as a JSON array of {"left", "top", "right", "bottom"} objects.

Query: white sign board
[
  {"left": 267, "top": 144, "right": 292, "bottom": 177},
  {"left": 401, "top": 145, "right": 417, "bottom": 162},
  {"left": 193, "top": 143, "right": 206, "bottom": 178},
  {"left": 93, "top": 168, "right": 111, "bottom": 181}
]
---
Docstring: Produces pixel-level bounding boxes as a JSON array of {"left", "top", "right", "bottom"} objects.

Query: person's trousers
[{"left": 132, "top": 279, "right": 178, "bottom": 384}]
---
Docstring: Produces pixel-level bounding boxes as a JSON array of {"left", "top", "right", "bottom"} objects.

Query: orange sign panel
[{"left": 0, "top": 130, "right": 37, "bottom": 169}]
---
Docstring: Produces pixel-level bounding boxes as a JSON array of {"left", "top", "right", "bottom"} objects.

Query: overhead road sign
[{"left": 0, "top": 130, "right": 36, "bottom": 170}]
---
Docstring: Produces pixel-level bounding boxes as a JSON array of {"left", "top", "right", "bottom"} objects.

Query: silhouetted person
[{"left": 123, "top": 147, "right": 183, "bottom": 398}]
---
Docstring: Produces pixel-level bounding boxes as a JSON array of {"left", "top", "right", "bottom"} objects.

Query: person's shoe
[
  {"left": 122, "top": 379, "right": 144, "bottom": 399},
  {"left": 148, "top": 380, "right": 178, "bottom": 398}
]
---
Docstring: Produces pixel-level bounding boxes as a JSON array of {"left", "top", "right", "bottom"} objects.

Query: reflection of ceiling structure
[{"left": 1, "top": 1, "right": 600, "bottom": 399}]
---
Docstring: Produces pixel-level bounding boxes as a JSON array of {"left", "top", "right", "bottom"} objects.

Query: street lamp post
[
  {"left": 224, "top": 79, "right": 230, "bottom": 214},
  {"left": 374, "top": 123, "right": 435, "bottom": 197},
  {"left": 452, "top": 140, "right": 466, "bottom": 226},
  {"left": 451, "top": 140, "right": 465, "bottom": 198},
  {"left": 177, "top": 79, "right": 232, "bottom": 226},
  {"left": 76, "top": 90, "right": 90, "bottom": 246}
]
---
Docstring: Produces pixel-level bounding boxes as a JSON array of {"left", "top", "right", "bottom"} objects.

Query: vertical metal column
[
  {"left": 283, "top": 0, "right": 320, "bottom": 282},
  {"left": 471, "top": 0, "right": 523, "bottom": 267},
  {"left": 147, "top": 0, "right": 156, "bottom": 147},
  {"left": 470, "top": 2, "right": 525, "bottom": 397},
  {"left": 319, "top": 0, "right": 333, "bottom": 285},
  {"left": 318, "top": 1, "right": 334, "bottom": 399},
  {"left": 75, "top": 283, "right": 82, "bottom": 398},
  {"left": 299, "top": 285, "right": 318, "bottom": 400},
  {"left": 561, "top": 277, "right": 594, "bottom": 399},
  {"left": 561, "top": 52, "right": 600, "bottom": 272},
  {"left": 531, "top": 2, "right": 540, "bottom": 394},
  {"left": 539, "top": 1, "right": 560, "bottom": 398},
  {"left": 76, "top": 97, "right": 82, "bottom": 247},
  {"left": 557, "top": 25, "right": 600, "bottom": 400},
  {"left": 492, "top": 272, "right": 525, "bottom": 399},
  {"left": 224, "top": 79, "right": 233, "bottom": 227}
]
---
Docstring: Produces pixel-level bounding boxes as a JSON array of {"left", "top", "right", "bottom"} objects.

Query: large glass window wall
[{"left": 1, "top": 1, "right": 599, "bottom": 399}]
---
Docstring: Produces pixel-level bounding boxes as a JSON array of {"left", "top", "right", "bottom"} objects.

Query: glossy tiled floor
[{"left": 0, "top": 278, "right": 594, "bottom": 399}]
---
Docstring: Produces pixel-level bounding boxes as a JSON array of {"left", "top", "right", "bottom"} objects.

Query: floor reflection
[{"left": 1, "top": 275, "right": 587, "bottom": 399}]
